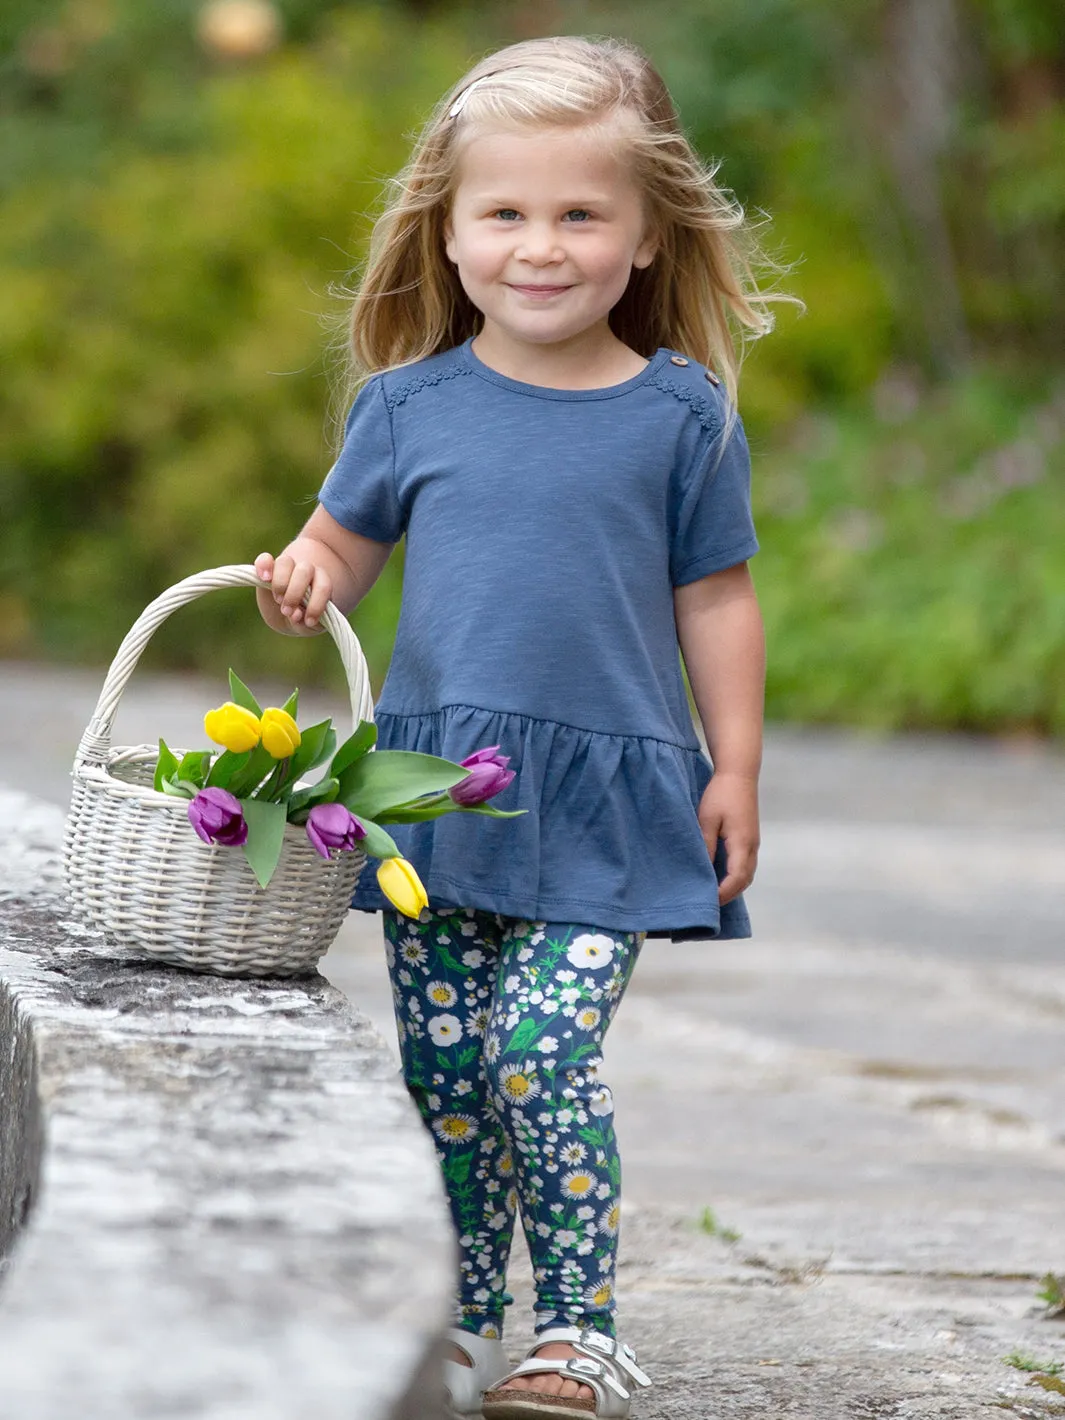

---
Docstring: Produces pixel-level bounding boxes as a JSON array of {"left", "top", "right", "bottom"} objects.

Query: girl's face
[{"left": 444, "top": 123, "right": 656, "bottom": 357}]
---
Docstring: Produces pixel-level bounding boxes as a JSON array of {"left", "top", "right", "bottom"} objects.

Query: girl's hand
[
  {"left": 697, "top": 771, "right": 760, "bottom": 905},
  {"left": 253, "top": 549, "right": 331, "bottom": 634}
]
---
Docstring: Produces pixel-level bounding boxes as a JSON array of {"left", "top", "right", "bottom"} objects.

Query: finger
[
  {"left": 699, "top": 813, "right": 723, "bottom": 860},
  {"left": 254, "top": 552, "right": 274, "bottom": 581},
  {"left": 717, "top": 844, "right": 759, "bottom": 904},
  {"left": 271, "top": 552, "right": 295, "bottom": 602},
  {"left": 302, "top": 571, "right": 332, "bottom": 629},
  {"left": 280, "top": 560, "right": 315, "bottom": 620}
]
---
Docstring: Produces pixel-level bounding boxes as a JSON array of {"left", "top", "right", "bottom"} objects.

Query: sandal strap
[
  {"left": 488, "top": 1355, "right": 627, "bottom": 1404},
  {"left": 574, "top": 1331, "right": 652, "bottom": 1389},
  {"left": 531, "top": 1328, "right": 651, "bottom": 1391}
]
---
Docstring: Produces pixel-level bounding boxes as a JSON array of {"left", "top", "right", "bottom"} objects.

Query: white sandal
[
  {"left": 444, "top": 1327, "right": 509, "bottom": 1417},
  {"left": 481, "top": 1326, "right": 651, "bottom": 1419}
]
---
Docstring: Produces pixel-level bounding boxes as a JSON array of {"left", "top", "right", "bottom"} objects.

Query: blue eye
[
  {"left": 494, "top": 209, "right": 520, "bottom": 221},
  {"left": 564, "top": 209, "right": 591, "bottom": 222}
]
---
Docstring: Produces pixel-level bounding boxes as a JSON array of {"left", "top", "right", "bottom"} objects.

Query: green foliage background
[{"left": 1, "top": 0, "right": 1063, "bottom": 733}]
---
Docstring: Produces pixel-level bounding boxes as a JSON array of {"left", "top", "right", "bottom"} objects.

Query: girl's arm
[
  {"left": 674, "top": 561, "right": 765, "bottom": 905},
  {"left": 254, "top": 504, "right": 394, "bottom": 636}
]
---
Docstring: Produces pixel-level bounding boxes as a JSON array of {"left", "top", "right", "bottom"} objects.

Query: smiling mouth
[{"left": 508, "top": 284, "right": 573, "bottom": 295}]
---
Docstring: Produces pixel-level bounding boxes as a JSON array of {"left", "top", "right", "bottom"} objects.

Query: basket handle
[{"left": 74, "top": 564, "right": 374, "bottom": 768}]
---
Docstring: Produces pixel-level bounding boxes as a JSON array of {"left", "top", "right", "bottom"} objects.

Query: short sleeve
[
  {"left": 318, "top": 377, "right": 405, "bottom": 544},
  {"left": 669, "top": 411, "right": 759, "bottom": 586}
]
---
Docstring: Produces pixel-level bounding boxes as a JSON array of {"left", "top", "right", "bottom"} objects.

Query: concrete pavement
[{"left": 4, "top": 659, "right": 1065, "bottom": 1417}]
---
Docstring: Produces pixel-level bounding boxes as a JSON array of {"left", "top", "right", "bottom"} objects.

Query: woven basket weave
[{"left": 63, "top": 564, "right": 375, "bottom": 977}]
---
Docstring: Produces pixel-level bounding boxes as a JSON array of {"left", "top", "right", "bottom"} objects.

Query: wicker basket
[{"left": 63, "top": 564, "right": 375, "bottom": 977}]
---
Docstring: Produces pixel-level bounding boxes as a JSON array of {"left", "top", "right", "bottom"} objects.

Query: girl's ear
[
  {"left": 444, "top": 215, "right": 458, "bottom": 265},
  {"left": 632, "top": 232, "right": 657, "bottom": 271}
]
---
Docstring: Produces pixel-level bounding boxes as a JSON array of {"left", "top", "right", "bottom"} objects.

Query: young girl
[{"left": 256, "top": 34, "right": 775, "bottom": 1420}]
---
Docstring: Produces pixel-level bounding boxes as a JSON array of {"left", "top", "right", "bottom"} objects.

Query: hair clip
[{"left": 448, "top": 73, "right": 496, "bottom": 119}]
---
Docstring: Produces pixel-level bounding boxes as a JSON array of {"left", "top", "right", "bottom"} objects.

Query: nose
[{"left": 514, "top": 221, "right": 564, "bottom": 266}]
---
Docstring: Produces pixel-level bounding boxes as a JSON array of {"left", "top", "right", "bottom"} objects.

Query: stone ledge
[{"left": 0, "top": 789, "right": 453, "bottom": 1419}]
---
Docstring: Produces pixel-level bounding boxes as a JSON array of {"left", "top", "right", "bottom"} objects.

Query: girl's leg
[
  {"left": 481, "top": 920, "right": 644, "bottom": 1340},
  {"left": 383, "top": 906, "right": 519, "bottom": 1339}
]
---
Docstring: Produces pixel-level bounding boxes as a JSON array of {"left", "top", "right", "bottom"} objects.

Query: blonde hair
[{"left": 338, "top": 35, "right": 791, "bottom": 423}]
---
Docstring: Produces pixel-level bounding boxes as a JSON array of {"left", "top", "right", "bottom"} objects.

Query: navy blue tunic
[{"left": 318, "top": 338, "right": 759, "bottom": 940}]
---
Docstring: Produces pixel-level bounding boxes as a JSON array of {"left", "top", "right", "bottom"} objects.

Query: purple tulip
[
  {"left": 306, "top": 803, "right": 367, "bottom": 859},
  {"left": 450, "top": 746, "right": 515, "bottom": 806},
  {"left": 188, "top": 787, "right": 247, "bottom": 847}
]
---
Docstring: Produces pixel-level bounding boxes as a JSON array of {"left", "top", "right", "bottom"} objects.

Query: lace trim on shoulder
[
  {"left": 383, "top": 363, "right": 472, "bottom": 412},
  {"left": 647, "top": 372, "right": 724, "bottom": 436}
]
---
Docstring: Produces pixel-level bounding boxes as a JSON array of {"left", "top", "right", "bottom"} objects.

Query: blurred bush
[{"left": 1, "top": 0, "right": 1063, "bottom": 731}]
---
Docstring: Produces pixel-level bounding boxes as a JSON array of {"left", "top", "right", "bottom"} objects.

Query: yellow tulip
[
  {"left": 260, "top": 707, "right": 302, "bottom": 759},
  {"left": 204, "top": 702, "right": 261, "bottom": 753},
  {"left": 376, "top": 856, "right": 428, "bottom": 918}
]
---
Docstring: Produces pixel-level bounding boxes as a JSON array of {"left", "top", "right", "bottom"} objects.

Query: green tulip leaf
[
  {"left": 239, "top": 797, "right": 287, "bottom": 889},
  {"left": 329, "top": 720, "right": 377, "bottom": 779},
  {"left": 457, "top": 803, "right": 526, "bottom": 819},
  {"left": 206, "top": 748, "right": 250, "bottom": 789},
  {"left": 281, "top": 687, "right": 299, "bottom": 718},
  {"left": 338, "top": 750, "right": 469, "bottom": 820},
  {"left": 379, "top": 797, "right": 526, "bottom": 823},
  {"left": 228, "top": 669, "right": 263, "bottom": 718},
  {"left": 154, "top": 739, "right": 179, "bottom": 793},
  {"left": 176, "top": 750, "right": 212, "bottom": 787},
  {"left": 288, "top": 719, "right": 335, "bottom": 781},
  {"left": 286, "top": 777, "right": 340, "bottom": 823},
  {"left": 355, "top": 816, "right": 399, "bottom": 860},
  {"left": 160, "top": 773, "right": 193, "bottom": 799},
  {"left": 226, "top": 744, "right": 275, "bottom": 798}
]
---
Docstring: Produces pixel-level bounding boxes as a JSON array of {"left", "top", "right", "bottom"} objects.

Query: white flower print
[
  {"left": 426, "top": 980, "right": 458, "bottom": 1008},
  {"left": 462, "top": 946, "right": 485, "bottom": 964},
  {"left": 589, "top": 1087, "right": 614, "bottom": 1117},
  {"left": 398, "top": 968, "right": 414, "bottom": 987},
  {"left": 566, "top": 934, "right": 615, "bottom": 970},
  {"left": 479, "top": 1322, "right": 501, "bottom": 1339},
  {"left": 599, "top": 1201, "right": 622, "bottom": 1236},
  {"left": 596, "top": 1181, "right": 612, "bottom": 1199},
  {"left": 427, "top": 1093, "right": 442, "bottom": 1111},
  {"left": 516, "top": 946, "right": 535, "bottom": 962},
  {"left": 537, "top": 1036, "right": 559, "bottom": 1053},
  {"left": 454, "top": 1079, "right": 473, "bottom": 1096},
  {"left": 584, "top": 1280, "right": 614, "bottom": 1308},
  {"left": 576, "top": 1205, "right": 596, "bottom": 1221},
  {"left": 466, "top": 1007, "right": 491, "bottom": 1037},
  {"left": 503, "top": 974, "right": 520, "bottom": 994},
  {"left": 432, "top": 1113, "right": 479, "bottom": 1144},
  {"left": 460, "top": 921, "right": 478, "bottom": 938},
  {"left": 559, "top": 987, "right": 580, "bottom": 1005},
  {"left": 484, "top": 1033, "right": 502, "bottom": 1063},
  {"left": 577, "top": 1239, "right": 595, "bottom": 1255},
  {"left": 399, "top": 936, "right": 427, "bottom": 966},
  {"left": 528, "top": 990, "right": 544, "bottom": 1005},
  {"left": 560, "top": 1168, "right": 598, "bottom": 1200},
  {"left": 555, "top": 1229, "right": 580, "bottom": 1248},
  {"left": 541, "top": 999, "right": 560, "bottom": 1014},
  {"left": 575, "top": 1005, "right": 602, "bottom": 1032},
  {"left": 428, "top": 1014, "right": 463, "bottom": 1047},
  {"left": 497, "top": 1064, "right": 541, "bottom": 1106},
  {"left": 488, "top": 1212, "right": 507, "bottom": 1231},
  {"left": 560, "top": 1141, "right": 587, "bottom": 1165},
  {"left": 384, "top": 938, "right": 395, "bottom": 967}
]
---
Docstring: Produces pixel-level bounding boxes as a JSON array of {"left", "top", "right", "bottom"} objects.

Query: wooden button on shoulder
[
  {"left": 704, "top": 368, "right": 721, "bottom": 386},
  {"left": 669, "top": 355, "right": 689, "bottom": 366}
]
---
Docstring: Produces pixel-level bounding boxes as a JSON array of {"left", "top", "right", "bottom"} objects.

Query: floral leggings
[{"left": 382, "top": 907, "right": 644, "bottom": 1340}]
